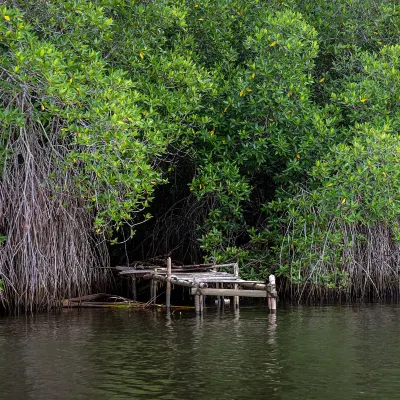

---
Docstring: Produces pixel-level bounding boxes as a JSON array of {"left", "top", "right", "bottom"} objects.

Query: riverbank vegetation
[{"left": 1, "top": 0, "right": 400, "bottom": 310}]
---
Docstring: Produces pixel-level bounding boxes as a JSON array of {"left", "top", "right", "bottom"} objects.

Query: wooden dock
[{"left": 118, "top": 258, "right": 277, "bottom": 314}]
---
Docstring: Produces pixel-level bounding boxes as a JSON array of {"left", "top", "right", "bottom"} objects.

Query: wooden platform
[{"left": 118, "top": 258, "right": 277, "bottom": 314}]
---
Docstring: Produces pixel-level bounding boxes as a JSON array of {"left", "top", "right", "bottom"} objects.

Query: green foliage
[
  {"left": 185, "top": 6, "right": 325, "bottom": 267},
  {"left": 3, "top": 0, "right": 400, "bottom": 301},
  {"left": 289, "top": 0, "right": 400, "bottom": 53},
  {"left": 269, "top": 126, "right": 400, "bottom": 286},
  {"left": 264, "top": 43, "right": 400, "bottom": 293},
  {"left": 0, "top": 5, "right": 166, "bottom": 232}
]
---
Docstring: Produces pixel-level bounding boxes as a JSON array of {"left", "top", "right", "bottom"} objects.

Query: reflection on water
[{"left": 1, "top": 305, "right": 400, "bottom": 399}]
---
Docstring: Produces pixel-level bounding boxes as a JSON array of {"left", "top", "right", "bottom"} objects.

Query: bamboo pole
[
  {"left": 233, "top": 262, "right": 239, "bottom": 309},
  {"left": 268, "top": 275, "right": 277, "bottom": 313},
  {"left": 166, "top": 257, "right": 172, "bottom": 310}
]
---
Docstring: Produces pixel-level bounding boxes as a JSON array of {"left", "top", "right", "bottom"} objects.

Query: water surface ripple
[{"left": 1, "top": 305, "right": 400, "bottom": 399}]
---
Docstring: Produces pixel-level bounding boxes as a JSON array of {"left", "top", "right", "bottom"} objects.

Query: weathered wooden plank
[
  {"left": 114, "top": 266, "right": 134, "bottom": 271},
  {"left": 190, "top": 288, "right": 268, "bottom": 298},
  {"left": 177, "top": 279, "right": 242, "bottom": 283},
  {"left": 239, "top": 282, "right": 267, "bottom": 290},
  {"left": 116, "top": 265, "right": 162, "bottom": 270},
  {"left": 117, "top": 262, "right": 236, "bottom": 271},
  {"left": 119, "top": 269, "right": 155, "bottom": 275},
  {"left": 143, "top": 273, "right": 208, "bottom": 288}
]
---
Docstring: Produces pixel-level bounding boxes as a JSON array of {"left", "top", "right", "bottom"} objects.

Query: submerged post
[
  {"left": 132, "top": 276, "right": 137, "bottom": 301},
  {"left": 195, "top": 292, "right": 201, "bottom": 314},
  {"left": 166, "top": 257, "right": 172, "bottom": 310},
  {"left": 268, "top": 274, "right": 276, "bottom": 313},
  {"left": 216, "top": 282, "right": 221, "bottom": 308},
  {"left": 200, "top": 294, "right": 204, "bottom": 314},
  {"left": 150, "top": 278, "right": 154, "bottom": 302},
  {"left": 233, "top": 262, "right": 239, "bottom": 309},
  {"left": 151, "top": 280, "right": 157, "bottom": 304}
]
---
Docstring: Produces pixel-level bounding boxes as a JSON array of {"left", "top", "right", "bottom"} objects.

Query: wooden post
[
  {"left": 216, "top": 282, "right": 221, "bottom": 308},
  {"left": 268, "top": 274, "right": 276, "bottom": 313},
  {"left": 200, "top": 295, "right": 204, "bottom": 314},
  {"left": 150, "top": 278, "right": 154, "bottom": 302},
  {"left": 221, "top": 282, "right": 224, "bottom": 308},
  {"left": 233, "top": 262, "right": 239, "bottom": 309},
  {"left": 152, "top": 280, "right": 157, "bottom": 304},
  {"left": 195, "top": 292, "right": 201, "bottom": 314},
  {"left": 132, "top": 276, "right": 137, "bottom": 301},
  {"left": 166, "top": 257, "right": 172, "bottom": 310}
]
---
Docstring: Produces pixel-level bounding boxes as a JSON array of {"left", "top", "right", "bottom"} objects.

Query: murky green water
[{"left": 1, "top": 305, "right": 400, "bottom": 399}]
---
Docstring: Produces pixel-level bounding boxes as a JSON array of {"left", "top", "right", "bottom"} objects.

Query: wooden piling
[
  {"left": 216, "top": 282, "right": 221, "bottom": 308},
  {"left": 152, "top": 280, "right": 157, "bottom": 304},
  {"left": 233, "top": 262, "right": 239, "bottom": 309},
  {"left": 195, "top": 292, "right": 201, "bottom": 314},
  {"left": 150, "top": 278, "right": 154, "bottom": 301},
  {"left": 166, "top": 257, "right": 172, "bottom": 310},
  {"left": 132, "top": 276, "right": 137, "bottom": 301},
  {"left": 268, "top": 274, "right": 276, "bottom": 313},
  {"left": 200, "top": 294, "right": 204, "bottom": 314}
]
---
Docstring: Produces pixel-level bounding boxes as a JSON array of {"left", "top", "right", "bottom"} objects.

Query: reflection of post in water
[
  {"left": 268, "top": 313, "right": 277, "bottom": 345},
  {"left": 234, "top": 305, "right": 240, "bottom": 321},
  {"left": 194, "top": 312, "right": 204, "bottom": 340},
  {"left": 166, "top": 309, "right": 172, "bottom": 326}
]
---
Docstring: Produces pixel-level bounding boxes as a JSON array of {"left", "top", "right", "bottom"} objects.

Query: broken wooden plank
[
  {"left": 119, "top": 269, "right": 156, "bottom": 275},
  {"left": 143, "top": 273, "right": 208, "bottom": 288}
]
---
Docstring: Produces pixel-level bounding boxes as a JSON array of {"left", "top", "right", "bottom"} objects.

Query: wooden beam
[
  {"left": 143, "top": 273, "right": 208, "bottom": 288},
  {"left": 191, "top": 288, "right": 268, "bottom": 298},
  {"left": 239, "top": 282, "right": 267, "bottom": 290},
  {"left": 119, "top": 269, "right": 155, "bottom": 275}
]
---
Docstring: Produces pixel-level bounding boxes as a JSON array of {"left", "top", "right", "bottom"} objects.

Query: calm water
[{"left": 1, "top": 305, "right": 400, "bottom": 399}]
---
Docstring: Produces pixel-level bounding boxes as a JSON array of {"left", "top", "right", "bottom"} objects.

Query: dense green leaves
[
  {"left": 0, "top": 5, "right": 166, "bottom": 232},
  {"left": 2, "top": 0, "right": 400, "bottom": 300}
]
